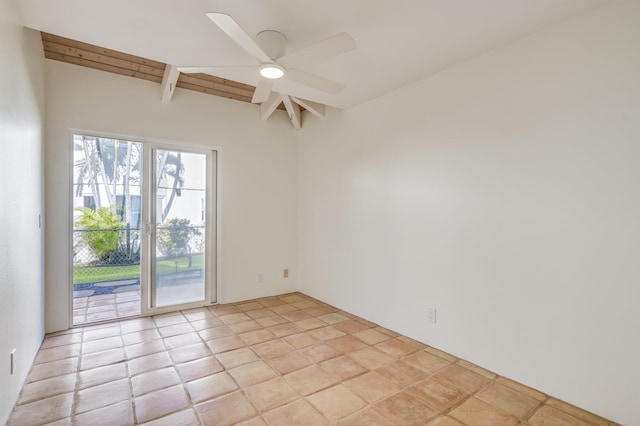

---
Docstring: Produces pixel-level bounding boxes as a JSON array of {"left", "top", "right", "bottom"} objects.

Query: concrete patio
[
  {"left": 72, "top": 274, "right": 206, "bottom": 325},
  {"left": 73, "top": 279, "right": 141, "bottom": 324}
]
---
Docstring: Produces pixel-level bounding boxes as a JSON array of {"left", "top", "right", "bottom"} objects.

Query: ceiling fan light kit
[
  {"left": 181, "top": 12, "right": 356, "bottom": 128},
  {"left": 259, "top": 63, "right": 285, "bottom": 79}
]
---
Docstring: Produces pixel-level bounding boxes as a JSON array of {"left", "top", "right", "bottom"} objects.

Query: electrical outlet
[
  {"left": 257, "top": 272, "right": 264, "bottom": 284},
  {"left": 283, "top": 269, "right": 289, "bottom": 278},
  {"left": 427, "top": 307, "right": 437, "bottom": 324},
  {"left": 10, "top": 349, "right": 16, "bottom": 375}
]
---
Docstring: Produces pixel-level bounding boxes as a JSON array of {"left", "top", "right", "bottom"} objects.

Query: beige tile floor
[{"left": 9, "top": 292, "right": 617, "bottom": 425}]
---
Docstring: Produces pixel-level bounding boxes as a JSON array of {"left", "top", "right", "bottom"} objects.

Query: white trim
[
  {"left": 69, "top": 128, "right": 222, "bottom": 152},
  {"left": 67, "top": 130, "right": 75, "bottom": 329},
  {"left": 214, "top": 149, "right": 223, "bottom": 304},
  {"left": 142, "top": 142, "right": 218, "bottom": 314},
  {"left": 140, "top": 144, "right": 152, "bottom": 315}
]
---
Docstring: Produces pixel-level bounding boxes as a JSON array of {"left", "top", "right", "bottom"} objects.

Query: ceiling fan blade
[
  {"left": 206, "top": 13, "right": 272, "bottom": 64},
  {"left": 285, "top": 69, "right": 345, "bottom": 94},
  {"left": 251, "top": 77, "right": 274, "bottom": 103},
  {"left": 278, "top": 33, "right": 356, "bottom": 68}
]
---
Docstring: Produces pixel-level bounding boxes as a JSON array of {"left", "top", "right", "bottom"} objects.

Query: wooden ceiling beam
[
  {"left": 182, "top": 72, "right": 254, "bottom": 91},
  {"left": 41, "top": 32, "right": 165, "bottom": 69},
  {"left": 43, "top": 51, "right": 163, "bottom": 83},
  {"left": 177, "top": 74, "right": 255, "bottom": 98},
  {"left": 40, "top": 32, "right": 290, "bottom": 115},
  {"left": 174, "top": 81, "right": 253, "bottom": 103},
  {"left": 43, "top": 41, "right": 165, "bottom": 78}
]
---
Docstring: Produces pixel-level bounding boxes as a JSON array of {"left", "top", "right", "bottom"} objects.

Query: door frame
[
  {"left": 68, "top": 129, "right": 222, "bottom": 325},
  {"left": 141, "top": 141, "right": 218, "bottom": 316}
]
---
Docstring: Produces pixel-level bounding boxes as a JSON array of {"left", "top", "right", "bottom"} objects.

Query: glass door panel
[
  {"left": 71, "top": 134, "right": 143, "bottom": 325},
  {"left": 152, "top": 149, "right": 208, "bottom": 308}
]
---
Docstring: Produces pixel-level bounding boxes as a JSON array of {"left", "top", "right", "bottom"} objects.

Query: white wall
[
  {"left": 45, "top": 61, "right": 298, "bottom": 332},
  {"left": 298, "top": 1, "right": 640, "bottom": 424},
  {"left": 0, "top": 0, "right": 45, "bottom": 423}
]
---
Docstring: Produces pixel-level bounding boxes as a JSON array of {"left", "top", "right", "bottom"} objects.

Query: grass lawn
[{"left": 73, "top": 254, "right": 204, "bottom": 284}]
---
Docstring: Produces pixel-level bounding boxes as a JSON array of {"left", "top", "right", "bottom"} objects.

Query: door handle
[{"left": 143, "top": 222, "right": 154, "bottom": 236}]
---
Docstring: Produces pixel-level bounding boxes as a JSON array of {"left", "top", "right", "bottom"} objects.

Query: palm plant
[
  {"left": 75, "top": 207, "right": 125, "bottom": 262},
  {"left": 74, "top": 136, "right": 185, "bottom": 226},
  {"left": 157, "top": 151, "right": 185, "bottom": 222},
  {"left": 74, "top": 136, "right": 142, "bottom": 226}
]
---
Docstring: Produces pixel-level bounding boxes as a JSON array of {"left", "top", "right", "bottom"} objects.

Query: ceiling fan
[{"left": 179, "top": 13, "right": 356, "bottom": 128}]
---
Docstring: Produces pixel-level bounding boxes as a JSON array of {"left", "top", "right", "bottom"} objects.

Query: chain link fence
[
  {"left": 73, "top": 225, "right": 206, "bottom": 285},
  {"left": 73, "top": 228, "right": 141, "bottom": 284}
]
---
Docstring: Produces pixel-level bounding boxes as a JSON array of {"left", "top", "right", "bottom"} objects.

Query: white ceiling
[{"left": 16, "top": 0, "right": 611, "bottom": 109}]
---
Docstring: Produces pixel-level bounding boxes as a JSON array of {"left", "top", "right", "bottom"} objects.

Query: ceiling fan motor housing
[{"left": 256, "top": 30, "right": 287, "bottom": 59}]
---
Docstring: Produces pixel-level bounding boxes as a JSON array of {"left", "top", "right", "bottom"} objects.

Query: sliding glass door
[
  {"left": 147, "top": 147, "right": 214, "bottom": 309},
  {"left": 72, "top": 133, "right": 216, "bottom": 324}
]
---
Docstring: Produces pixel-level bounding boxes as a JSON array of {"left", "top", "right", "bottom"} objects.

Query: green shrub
[
  {"left": 75, "top": 207, "right": 125, "bottom": 262},
  {"left": 156, "top": 218, "right": 201, "bottom": 266}
]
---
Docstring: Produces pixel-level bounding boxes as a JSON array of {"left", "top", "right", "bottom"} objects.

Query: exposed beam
[
  {"left": 43, "top": 40, "right": 165, "bottom": 77},
  {"left": 160, "top": 65, "right": 180, "bottom": 103},
  {"left": 178, "top": 74, "right": 254, "bottom": 98},
  {"left": 174, "top": 81, "right": 252, "bottom": 103},
  {"left": 260, "top": 92, "right": 282, "bottom": 121},
  {"left": 40, "top": 32, "right": 289, "bottom": 116},
  {"left": 41, "top": 32, "right": 166, "bottom": 69},
  {"left": 43, "top": 51, "right": 162, "bottom": 83},
  {"left": 291, "top": 96, "right": 325, "bottom": 118},
  {"left": 281, "top": 94, "right": 301, "bottom": 130}
]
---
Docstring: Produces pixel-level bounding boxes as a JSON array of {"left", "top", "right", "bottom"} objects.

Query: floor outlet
[
  {"left": 283, "top": 269, "right": 288, "bottom": 278},
  {"left": 427, "top": 307, "right": 437, "bottom": 324}
]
